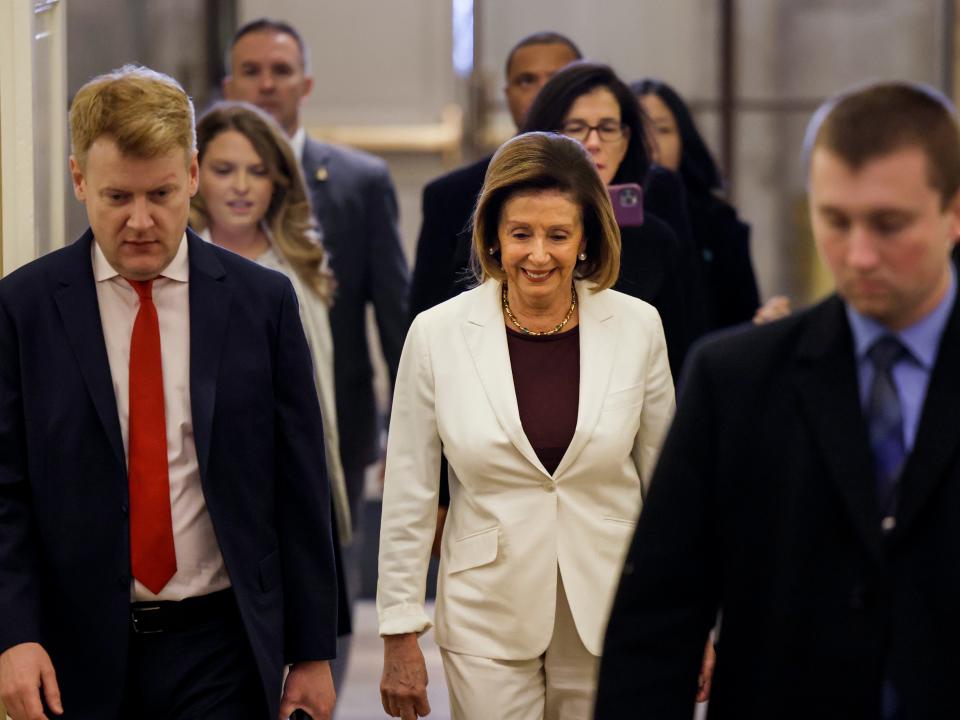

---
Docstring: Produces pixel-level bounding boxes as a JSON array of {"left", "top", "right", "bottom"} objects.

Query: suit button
[
  {"left": 121, "top": 504, "right": 128, "bottom": 516},
  {"left": 542, "top": 481, "right": 556, "bottom": 492}
]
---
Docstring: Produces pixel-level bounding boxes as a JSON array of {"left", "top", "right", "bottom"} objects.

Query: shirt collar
[
  {"left": 290, "top": 126, "right": 307, "bottom": 162},
  {"left": 846, "top": 266, "right": 956, "bottom": 369},
  {"left": 92, "top": 232, "right": 190, "bottom": 283}
]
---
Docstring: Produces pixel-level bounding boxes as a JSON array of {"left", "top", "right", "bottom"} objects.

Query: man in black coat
[{"left": 595, "top": 82, "right": 960, "bottom": 719}]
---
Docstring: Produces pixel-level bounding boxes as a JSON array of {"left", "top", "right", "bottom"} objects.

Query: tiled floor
[{"left": 336, "top": 601, "right": 451, "bottom": 720}]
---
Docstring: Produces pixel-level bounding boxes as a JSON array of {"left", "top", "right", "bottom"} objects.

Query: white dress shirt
[
  {"left": 290, "top": 126, "right": 307, "bottom": 162},
  {"left": 92, "top": 234, "right": 230, "bottom": 601}
]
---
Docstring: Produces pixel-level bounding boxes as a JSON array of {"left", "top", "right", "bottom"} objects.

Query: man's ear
[
  {"left": 188, "top": 150, "right": 200, "bottom": 198},
  {"left": 947, "top": 187, "right": 960, "bottom": 242},
  {"left": 299, "top": 75, "right": 314, "bottom": 104},
  {"left": 223, "top": 74, "right": 234, "bottom": 100},
  {"left": 69, "top": 156, "right": 86, "bottom": 201}
]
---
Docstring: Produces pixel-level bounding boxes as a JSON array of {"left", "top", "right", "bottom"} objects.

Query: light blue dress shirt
[{"left": 846, "top": 268, "right": 956, "bottom": 453}]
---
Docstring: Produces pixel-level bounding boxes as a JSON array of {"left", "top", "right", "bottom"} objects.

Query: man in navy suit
[
  {"left": 595, "top": 82, "right": 960, "bottom": 719},
  {"left": 0, "top": 66, "right": 337, "bottom": 720}
]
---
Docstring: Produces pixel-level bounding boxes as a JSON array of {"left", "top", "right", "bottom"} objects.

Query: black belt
[{"left": 130, "top": 588, "right": 235, "bottom": 635}]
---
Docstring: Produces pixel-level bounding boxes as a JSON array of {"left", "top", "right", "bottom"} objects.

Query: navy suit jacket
[
  {"left": 595, "top": 294, "right": 960, "bottom": 719},
  {"left": 0, "top": 230, "right": 338, "bottom": 719},
  {"left": 302, "top": 138, "right": 409, "bottom": 477}
]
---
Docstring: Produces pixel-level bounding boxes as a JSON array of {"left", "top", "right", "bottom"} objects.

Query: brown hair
[
  {"left": 472, "top": 132, "right": 621, "bottom": 291},
  {"left": 70, "top": 65, "right": 195, "bottom": 169},
  {"left": 190, "top": 101, "right": 333, "bottom": 301},
  {"left": 809, "top": 81, "right": 960, "bottom": 207}
]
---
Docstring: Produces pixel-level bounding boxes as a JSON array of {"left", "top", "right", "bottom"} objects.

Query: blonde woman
[{"left": 190, "top": 102, "right": 351, "bottom": 598}]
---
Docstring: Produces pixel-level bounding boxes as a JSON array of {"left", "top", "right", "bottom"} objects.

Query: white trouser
[{"left": 440, "top": 570, "right": 599, "bottom": 720}]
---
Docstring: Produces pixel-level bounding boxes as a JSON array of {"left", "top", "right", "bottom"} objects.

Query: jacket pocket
[
  {"left": 447, "top": 525, "right": 499, "bottom": 574},
  {"left": 258, "top": 550, "right": 281, "bottom": 593},
  {"left": 602, "top": 384, "right": 644, "bottom": 411}
]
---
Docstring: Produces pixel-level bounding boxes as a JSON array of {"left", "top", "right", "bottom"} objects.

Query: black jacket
[{"left": 595, "top": 294, "right": 960, "bottom": 719}]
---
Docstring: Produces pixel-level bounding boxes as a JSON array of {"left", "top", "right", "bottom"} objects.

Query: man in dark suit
[
  {"left": 223, "top": 17, "right": 409, "bottom": 686},
  {"left": 0, "top": 67, "right": 337, "bottom": 719},
  {"left": 224, "top": 17, "right": 408, "bottom": 529},
  {"left": 409, "top": 31, "right": 582, "bottom": 319},
  {"left": 594, "top": 81, "right": 960, "bottom": 719}
]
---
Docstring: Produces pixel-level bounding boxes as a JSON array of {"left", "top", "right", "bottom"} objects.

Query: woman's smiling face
[{"left": 496, "top": 188, "right": 585, "bottom": 311}]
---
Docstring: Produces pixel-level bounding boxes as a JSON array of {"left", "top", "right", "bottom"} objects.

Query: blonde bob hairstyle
[
  {"left": 472, "top": 132, "right": 621, "bottom": 291},
  {"left": 190, "top": 101, "right": 334, "bottom": 302},
  {"left": 70, "top": 65, "right": 195, "bottom": 170}
]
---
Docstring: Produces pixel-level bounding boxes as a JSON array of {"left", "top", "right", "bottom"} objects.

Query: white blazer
[{"left": 377, "top": 278, "right": 675, "bottom": 658}]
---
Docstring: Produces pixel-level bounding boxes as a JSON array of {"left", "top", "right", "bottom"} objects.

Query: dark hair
[
  {"left": 504, "top": 32, "right": 582, "bottom": 79},
  {"left": 230, "top": 18, "right": 309, "bottom": 71},
  {"left": 807, "top": 81, "right": 960, "bottom": 206},
  {"left": 632, "top": 78, "right": 723, "bottom": 195},
  {"left": 522, "top": 61, "right": 653, "bottom": 185},
  {"left": 473, "top": 132, "right": 621, "bottom": 291}
]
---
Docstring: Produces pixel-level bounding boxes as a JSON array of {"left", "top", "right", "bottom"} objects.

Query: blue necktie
[
  {"left": 866, "top": 336, "right": 908, "bottom": 523},
  {"left": 866, "top": 335, "right": 908, "bottom": 720}
]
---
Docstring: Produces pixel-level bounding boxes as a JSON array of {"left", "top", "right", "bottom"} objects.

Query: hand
[
  {"left": 752, "top": 295, "right": 791, "bottom": 325},
  {"left": 0, "top": 642, "right": 63, "bottom": 719},
  {"left": 279, "top": 660, "right": 335, "bottom": 720},
  {"left": 380, "top": 633, "right": 430, "bottom": 719},
  {"left": 696, "top": 637, "right": 716, "bottom": 703}
]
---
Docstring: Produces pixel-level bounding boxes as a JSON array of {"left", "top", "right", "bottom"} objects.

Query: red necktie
[{"left": 127, "top": 279, "right": 177, "bottom": 593}]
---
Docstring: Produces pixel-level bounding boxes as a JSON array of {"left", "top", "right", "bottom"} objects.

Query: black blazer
[
  {"left": 0, "top": 231, "right": 338, "bottom": 720},
  {"left": 595, "top": 295, "right": 960, "bottom": 719},
  {"left": 645, "top": 165, "right": 706, "bottom": 343},
  {"left": 302, "top": 138, "right": 410, "bottom": 474},
  {"left": 689, "top": 191, "right": 760, "bottom": 331},
  {"left": 409, "top": 154, "right": 492, "bottom": 319}
]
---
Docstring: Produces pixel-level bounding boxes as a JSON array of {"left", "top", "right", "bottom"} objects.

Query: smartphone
[{"left": 608, "top": 183, "right": 644, "bottom": 227}]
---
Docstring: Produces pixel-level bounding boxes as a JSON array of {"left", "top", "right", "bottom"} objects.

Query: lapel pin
[{"left": 315, "top": 166, "right": 329, "bottom": 182}]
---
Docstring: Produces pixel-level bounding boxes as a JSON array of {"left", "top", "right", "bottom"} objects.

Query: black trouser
[{"left": 120, "top": 589, "right": 267, "bottom": 719}]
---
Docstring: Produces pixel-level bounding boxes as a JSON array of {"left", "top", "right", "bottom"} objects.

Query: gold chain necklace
[{"left": 501, "top": 283, "right": 577, "bottom": 336}]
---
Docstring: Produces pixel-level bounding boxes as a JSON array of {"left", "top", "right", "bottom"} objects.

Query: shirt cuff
[{"left": 378, "top": 603, "right": 433, "bottom": 637}]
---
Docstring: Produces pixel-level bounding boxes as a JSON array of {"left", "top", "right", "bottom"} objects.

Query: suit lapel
[
  {"left": 553, "top": 282, "right": 617, "bottom": 479},
  {"left": 54, "top": 231, "right": 126, "bottom": 467},
  {"left": 791, "top": 297, "right": 883, "bottom": 564},
  {"left": 462, "top": 280, "right": 549, "bottom": 476},
  {"left": 186, "top": 231, "right": 231, "bottom": 481},
  {"left": 894, "top": 294, "right": 960, "bottom": 537}
]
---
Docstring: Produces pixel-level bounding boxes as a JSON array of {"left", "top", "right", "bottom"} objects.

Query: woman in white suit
[{"left": 378, "top": 132, "right": 675, "bottom": 720}]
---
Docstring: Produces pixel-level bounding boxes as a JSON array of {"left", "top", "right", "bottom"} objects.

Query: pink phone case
[{"left": 608, "top": 183, "right": 644, "bottom": 227}]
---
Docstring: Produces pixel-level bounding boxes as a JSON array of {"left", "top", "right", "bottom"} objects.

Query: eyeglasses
[{"left": 558, "top": 120, "right": 627, "bottom": 143}]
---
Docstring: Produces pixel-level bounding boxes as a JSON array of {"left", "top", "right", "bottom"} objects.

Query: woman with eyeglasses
[
  {"left": 633, "top": 78, "right": 791, "bottom": 329},
  {"left": 523, "top": 62, "right": 705, "bottom": 376}
]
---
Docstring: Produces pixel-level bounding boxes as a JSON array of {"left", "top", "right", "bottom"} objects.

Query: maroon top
[{"left": 506, "top": 325, "right": 580, "bottom": 475}]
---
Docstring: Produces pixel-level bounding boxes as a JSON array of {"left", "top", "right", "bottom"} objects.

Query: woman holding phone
[{"left": 523, "top": 62, "right": 697, "bottom": 375}]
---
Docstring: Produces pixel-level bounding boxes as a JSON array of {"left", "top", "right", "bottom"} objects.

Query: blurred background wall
[{"left": 40, "top": 0, "right": 954, "bottom": 304}]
